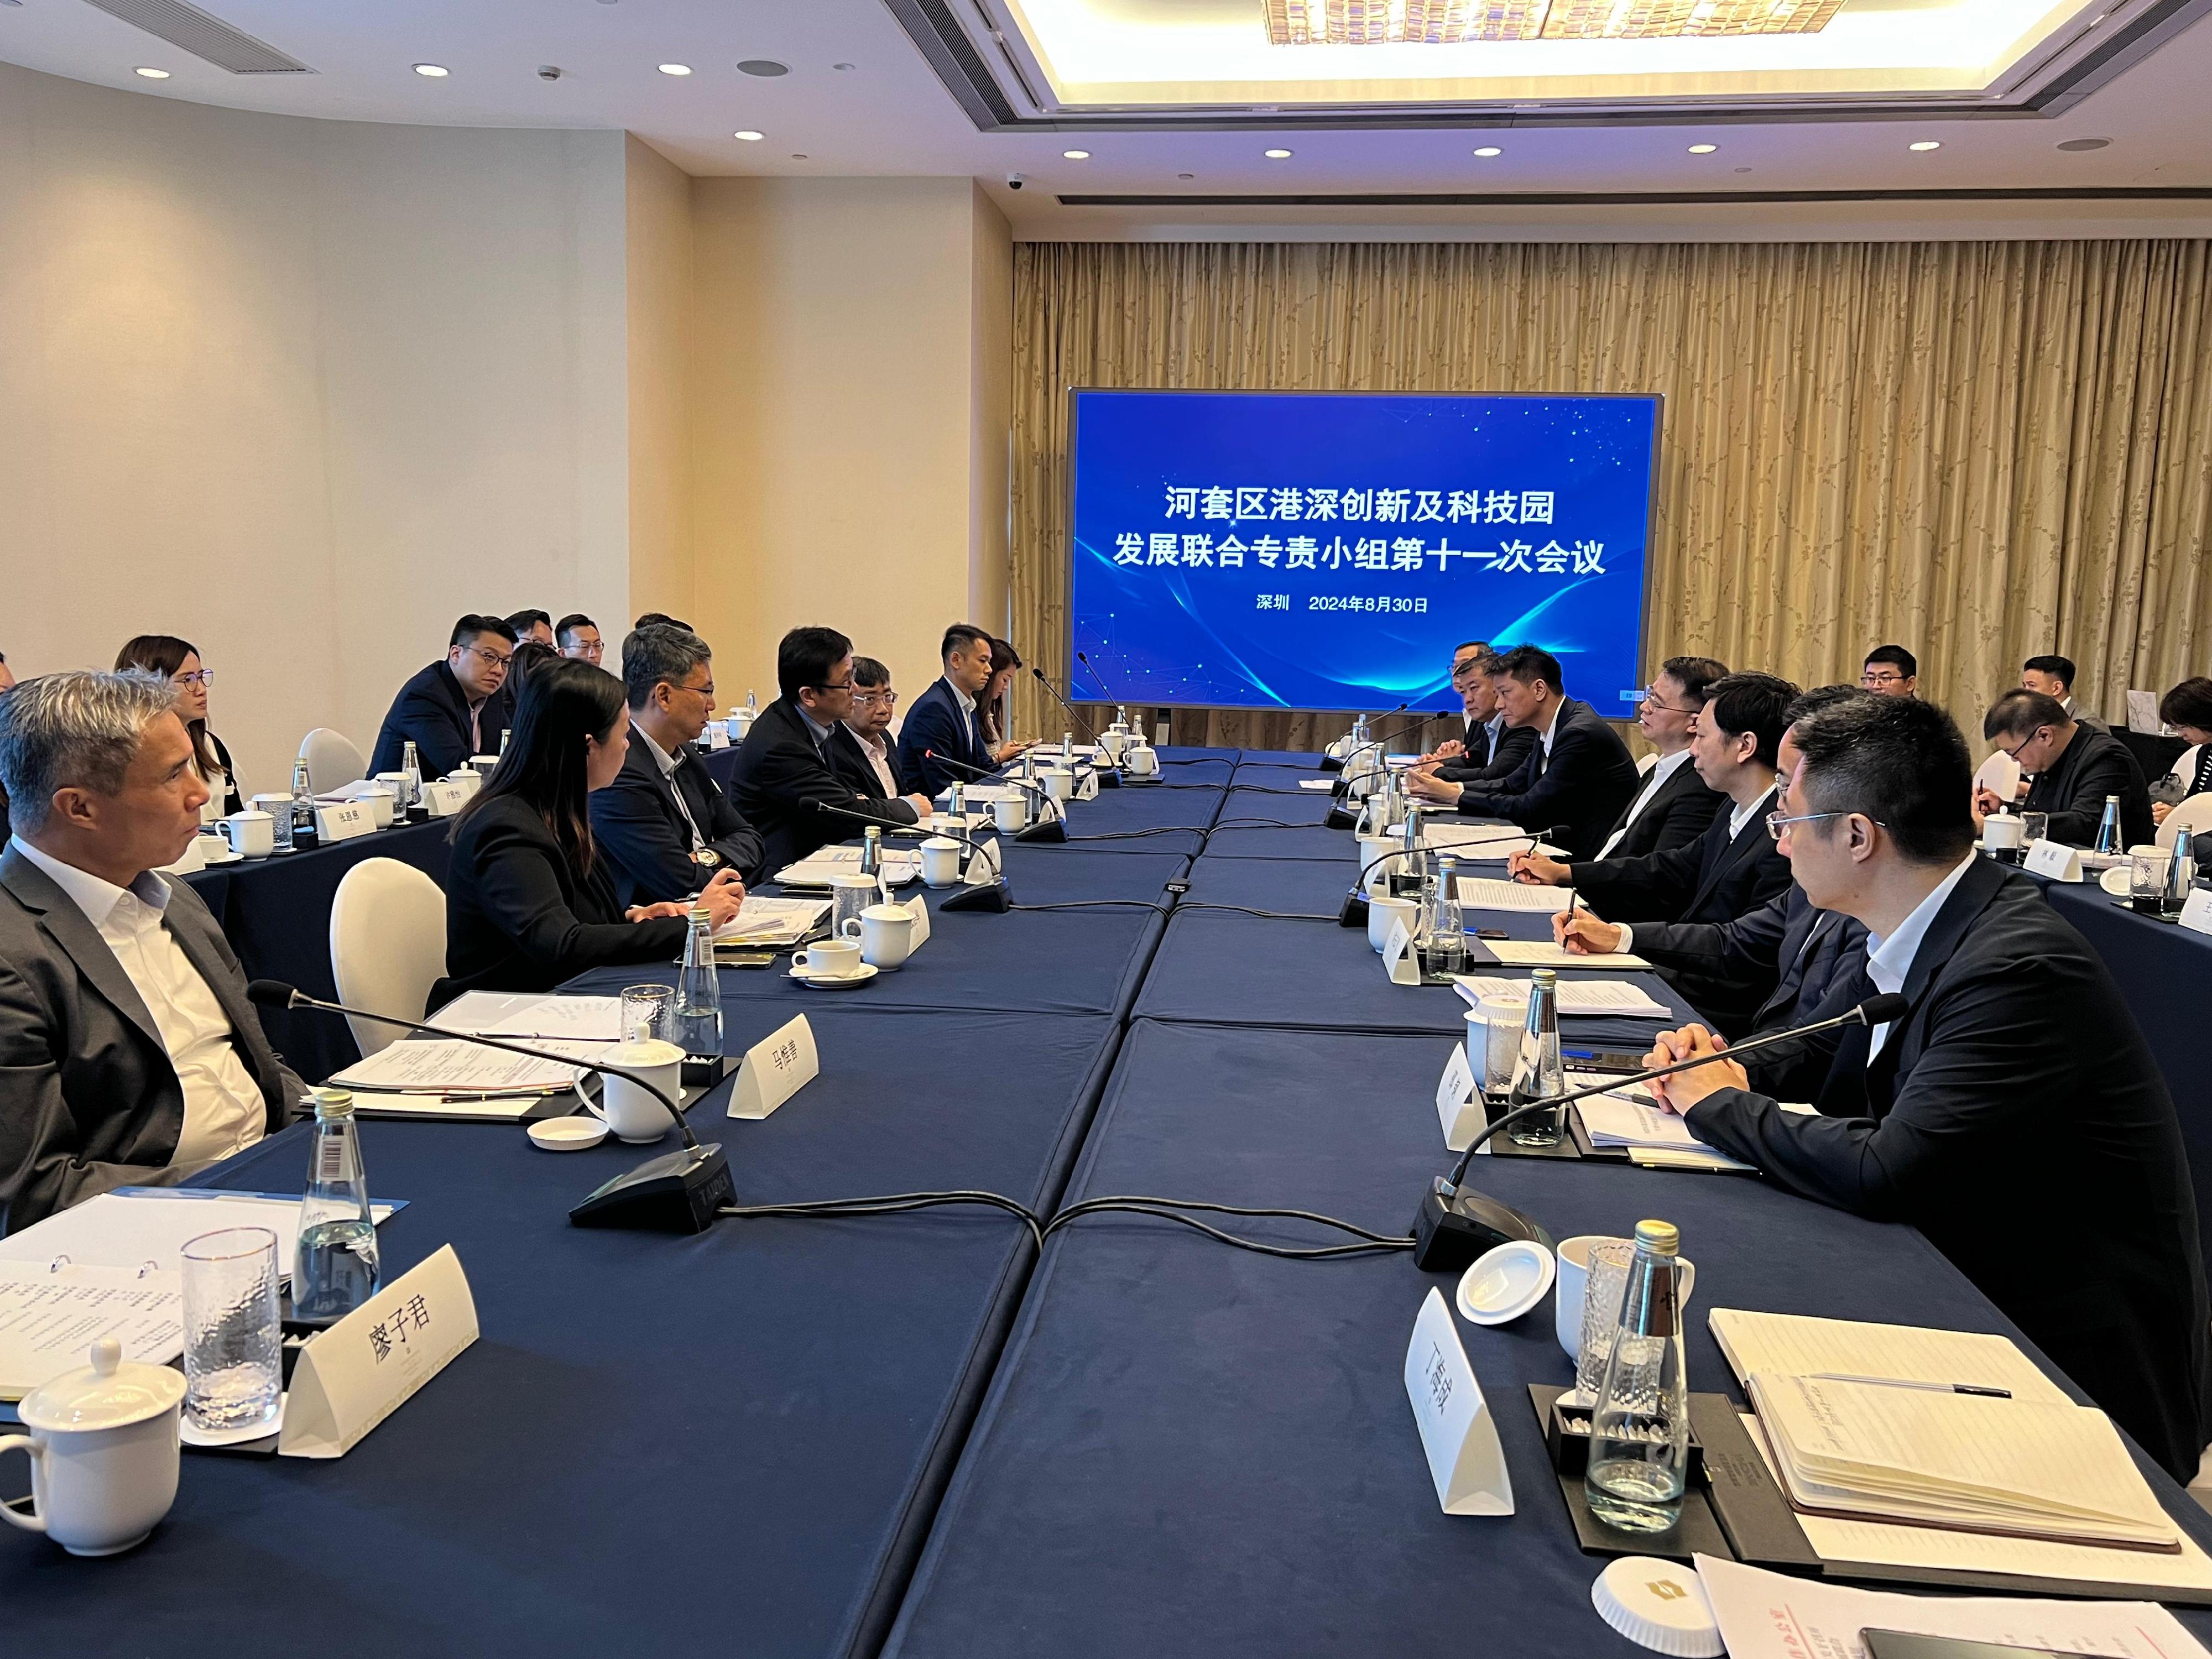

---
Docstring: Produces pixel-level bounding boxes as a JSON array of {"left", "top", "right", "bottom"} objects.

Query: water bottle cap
[
  {"left": 1531, "top": 967, "right": 1557, "bottom": 985},
  {"left": 310, "top": 1087, "right": 356, "bottom": 1119},
  {"left": 1634, "top": 1218, "right": 1679, "bottom": 1254},
  {"left": 688, "top": 905, "right": 711, "bottom": 922}
]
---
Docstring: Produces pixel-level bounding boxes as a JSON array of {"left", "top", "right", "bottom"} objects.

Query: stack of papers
[
  {"left": 1453, "top": 975, "right": 1670, "bottom": 1018},
  {"left": 933, "top": 785, "right": 1022, "bottom": 805},
  {"left": 0, "top": 1264, "right": 182, "bottom": 1399},
  {"left": 715, "top": 896, "right": 830, "bottom": 947},
  {"left": 429, "top": 992, "right": 622, "bottom": 1044},
  {"left": 1573, "top": 1092, "right": 1754, "bottom": 1171},
  {"left": 775, "top": 847, "right": 921, "bottom": 888},
  {"left": 1452, "top": 877, "right": 1574, "bottom": 914},
  {"left": 0, "top": 1191, "right": 401, "bottom": 1283},
  {"left": 1479, "top": 938, "right": 1652, "bottom": 969},
  {"left": 329, "top": 1039, "right": 581, "bottom": 1095}
]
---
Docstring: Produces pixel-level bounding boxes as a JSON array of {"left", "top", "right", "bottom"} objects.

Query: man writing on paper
[
  {"left": 1640, "top": 694, "right": 2209, "bottom": 1479},
  {"left": 1976, "top": 689, "right": 2152, "bottom": 848},
  {"left": 589, "top": 625, "right": 766, "bottom": 902},
  {"left": 1402, "top": 645, "right": 1640, "bottom": 859},
  {"left": 0, "top": 672, "right": 304, "bottom": 1234}
]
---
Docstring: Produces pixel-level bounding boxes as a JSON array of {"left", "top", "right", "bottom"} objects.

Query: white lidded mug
[
  {"left": 993, "top": 794, "right": 1030, "bottom": 832},
  {"left": 1983, "top": 815, "right": 2025, "bottom": 852},
  {"left": 842, "top": 902, "right": 915, "bottom": 968},
  {"left": 1041, "top": 766, "right": 1076, "bottom": 802},
  {"left": 792, "top": 938, "right": 863, "bottom": 980},
  {"left": 1553, "top": 1234, "right": 1696, "bottom": 1362},
  {"left": 919, "top": 836, "right": 964, "bottom": 888},
  {"left": 1125, "top": 743, "right": 1160, "bottom": 778},
  {"left": 222, "top": 810, "right": 275, "bottom": 860},
  {"left": 0, "top": 1336, "right": 184, "bottom": 1557},
  {"left": 591, "top": 1039, "right": 686, "bottom": 1144},
  {"left": 1358, "top": 834, "right": 1396, "bottom": 895},
  {"left": 1368, "top": 894, "right": 1417, "bottom": 954},
  {"left": 359, "top": 787, "right": 398, "bottom": 829},
  {"left": 1099, "top": 729, "right": 1130, "bottom": 764}
]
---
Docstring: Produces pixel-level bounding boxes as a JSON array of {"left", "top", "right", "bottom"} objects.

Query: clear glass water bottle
[
  {"left": 1421, "top": 853, "right": 1469, "bottom": 979},
  {"left": 1062, "top": 730, "right": 1075, "bottom": 764},
  {"left": 948, "top": 779, "right": 966, "bottom": 819},
  {"left": 2094, "top": 794, "right": 2122, "bottom": 855},
  {"left": 400, "top": 740, "right": 424, "bottom": 816},
  {"left": 2168, "top": 826, "right": 2198, "bottom": 916},
  {"left": 294, "top": 1088, "right": 380, "bottom": 1326},
  {"left": 1584, "top": 1218, "right": 1692, "bottom": 1534},
  {"left": 672, "top": 906, "right": 723, "bottom": 1057},
  {"left": 745, "top": 689, "right": 757, "bottom": 715},
  {"left": 859, "top": 823, "right": 883, "bottom": 879},
  {"left": 289, "top": 757, "right": 319, "bottom": 852},
  {"left": 1505, "top": 968, "right": 1566, "bottom": 1147},
  {"left": 1392, "top": 803, "right": 1428, "bottom": 898}
]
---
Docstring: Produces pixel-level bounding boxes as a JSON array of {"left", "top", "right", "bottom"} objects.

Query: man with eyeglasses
[
  {"left": 1585, "top": 655, "right": 1728, "bottom": 862},
  {"left": 556, "top": 614, "right": 604, "bottom": 663},
  {"left": 587, "top": 625, "right": 766, "bottom": 904},
  {"left": 1859, "top": 644, "right": 1918, "bottom": 698},
  {"left": 369, "top": 614, "right": 517, "bottom": 780},
  {"left": 1637, "top": 693, "right": 2208, "bottom": 1482},
  {"left": 832, "top": 658, "right": 905, "bottom": 802},
  {"left": 728, "top": 627, "right": 932, "bottom": 872},
  {"left": 1978, "top": 688, "right": 2151, "bottom": 847}
]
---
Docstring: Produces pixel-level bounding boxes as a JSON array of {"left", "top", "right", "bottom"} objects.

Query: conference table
[{"left": 18, "top": 749, "right": 2212, "bottom": 1657}]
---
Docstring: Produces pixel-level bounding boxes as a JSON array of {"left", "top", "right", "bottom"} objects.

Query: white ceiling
[{"left": 1, "top": 0, "right": 2207, "bottom": 238}]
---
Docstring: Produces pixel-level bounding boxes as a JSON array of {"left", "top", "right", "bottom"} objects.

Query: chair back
[
  {"left": 300, "top": 728, "right": 368, "bottom": 794},
  {"left": 2157, "top": 792, "right": 2212, "bottom": 853},
  {"left": 328, "top": 858, "right": 446, "bottom": 1058}
]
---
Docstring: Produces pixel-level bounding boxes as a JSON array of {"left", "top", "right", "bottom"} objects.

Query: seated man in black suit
[
  {"left": 897, "top": 623, "right": 1026, "bottom": 798},
  {"left": 589, "top": 624, "right": 766, "bottom": 903},
  {"left": 0, "top": 671, "right": 304, "bottom": 1233},
  {"left": 1402, "top": 645, "right": 1640, "bottom": 859},
  {"left": 1585, "top": 654, "right": 1728, "bottom": 862},
  {"left": 504, "top": 609, "right": 555, "bottom": 649},
  {"left": 1977, "top": 689, "right": 2152, "bottom": 848},
  {"left": 1515, "top": 671, "right": 1796, "bottom": 1032},
  {"left": 2021, "top": 653, "right": 2108, "bottom": 733},
  {"left": 369, "top": 614, "right": 517, "bottom": 779},
  {"left": 1422, "top": 649, "right": 1538, "bottom": 787},
  {"left": 830, "top": 656, "right": 906, "bottom": 801},
  {"left": 1647, "top": 694, "right": 2210, "bottom": 1480},
  {"left": 727, "top": 627, "right": 933, "bottom": 873}
]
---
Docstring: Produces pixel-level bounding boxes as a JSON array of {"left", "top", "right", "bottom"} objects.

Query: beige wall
[
  {"left": 0, "top": 63, "right": 632, "bottom": 792},
  {"left": 690, "top": 176, "right": 1015, "bottom": 708},
  {"left": 624, "top": 135, "right": 696, "bottom": 631}
]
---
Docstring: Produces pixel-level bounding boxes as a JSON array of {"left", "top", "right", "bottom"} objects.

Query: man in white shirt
[
  {"left": 0, "top": 671, "right": 301, "bottom": 1233},
  {"left": 839, "top": 658, "right": 905, "bottom": 799}
]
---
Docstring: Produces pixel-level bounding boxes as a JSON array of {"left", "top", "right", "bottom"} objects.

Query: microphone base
[
  {"left": 1338, "top": 888, "right": 1369, "bottom": 928},
  {"left": 940, "top": 880, "right": 1014, "bottom": 913},
  {"left": 1410, "top": 1182, "right": 1551, "bottom": 1273},
  {"left": 1015, "top": 818, "right": 1068, "bottom": 844},
  {"left": 1319, "top": 754, "right": 1344, "bottom": 774},
  {"left": 1322, "top": 805, "right": 1361, "bottom": 832},
  {"left": 570, "top": 1142, "right": 734, "bottom": 1234},
  {"left": 1093, "top": 767, "right": 1121, "bottom": 789}
]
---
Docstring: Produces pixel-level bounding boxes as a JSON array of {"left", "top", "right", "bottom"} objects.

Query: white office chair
[
  {"left": 300, "top": 728, "right": 368, "bottom": 794},
  {"left": 1636, "top": 752, "right": 1658, "bottom": 776},
  {"left": 328, "top": 858, "right": 447, "bottom": 1059},
  {"left": 2157, "top": 793, "right": 2212, "bottom": 852},
  {"left": 1973, "top": 750, "right": 2022, "bottom": 805}
]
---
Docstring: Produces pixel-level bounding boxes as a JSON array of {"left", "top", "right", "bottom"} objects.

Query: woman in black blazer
[
  {"left": 115, "top": 635, "right": 245, "bottom": 817},
  {"left": 438, "top": 659, "right": 744, "bottom": 1001}
]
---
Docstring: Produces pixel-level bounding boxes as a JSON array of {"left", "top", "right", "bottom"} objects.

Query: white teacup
[
  {"left": 1099, "top": 729, "right": 1130, "bottom": 764},
  {"left": 0, "top": 1336, "right": 184, "bottom": 1557},
  {"left": 919, "top": 836, "right": 964, "bottom": 888},
  {"left": 1553, "top": 1234, "right": 1696, "bottom": 1361},
  {"left": 1358, "top": 834, "right": 1396, "bottom": 894},
  {"left": 359, "top": 787, "right": 397, "bottom": 829},
  {"left": 1125, "top": 743, "right": 1160, "bottom": 778},
  {"left": 792, "top": 938, "right": 864, "bottom": 980},
  {"left": 993, "top": 794, "right": 1030, "bottom": 832},
  {"left": 223, "top": 810, "right": 275, "bottom": 860},
  {"left": 842, "top": 902, "right": 915, "bottom": 968},
  {"left": 1041, "top": 766, "right": 1076, "bottom": 802},
  {"left": 1983, "top": 815, "right": 2025, "bottom": 852},
  {"left": 591, "top": 1039, "right": 686, "bottom": 1144},
  {"left": 1368, "top": 894, "right": 1417, "bottom": 954}
]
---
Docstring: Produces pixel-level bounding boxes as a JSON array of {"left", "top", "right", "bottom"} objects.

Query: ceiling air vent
[{"left": 79, "top": 0, "right": 314, "bottom": 74}]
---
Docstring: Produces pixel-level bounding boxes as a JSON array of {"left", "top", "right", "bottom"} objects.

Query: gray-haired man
[{"left": 0, "top": 671, "right": 304, "bottom": 1234}]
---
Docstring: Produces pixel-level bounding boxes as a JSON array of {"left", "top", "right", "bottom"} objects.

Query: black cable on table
[
  {"left": 719, "top": 1191, "right": 1045, "bottom": 1251},
  {"left": 1043, "top": 1197, "right": 1414, "bottom": 1260},
  {"left": 1061, "top": 826, "right": 1206, "bottom": 842},
  {"left": 1173, "top": 902, "right": 1339, "bottom": 922},
  {"left": 1008, "top": 899, "right": 1171, "bottom": 915}
]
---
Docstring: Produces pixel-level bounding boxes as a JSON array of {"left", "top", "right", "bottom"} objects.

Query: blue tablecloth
[
  {"left": 961, "top": 845, "right": 1188, "bottom": 907},
  {"left": 0, "top": 1007, "right": 1118, "bottom": 1659},
  {"left": 183, "top": 818, "right": 452, "bottom": 1082},
  {"left": 883, "top": 1018, "right": 2212, "bottom": 1659},
  {"left": 1214, "top": 783, "right": 1339, "bottom": 826}
]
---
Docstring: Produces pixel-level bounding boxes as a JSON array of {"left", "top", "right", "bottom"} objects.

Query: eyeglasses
[
  {"left": 674, "top": 679, "right": 716, "bottom": 701},
  {"left": 1860, "top": 670, "right": 1907, "bottom": 687},
  {"left": 810, "top": 679, "right": 854, "bottom": 693},
  {"left": 566, "top": 640, "right": 605, "bottom": 660},
  {"left": 852, "top": 688, "right": 898, "bottom": 707},
  {"left": 1766, "top": 808, "right": 1890, "bottom": 842},
  {"left": 462, "top": 645, "right": 512, "bottom": 671},
  {"left": 1641, "top": 689, "right": 1696, "bottom": 713},
  {"left": 2000, "top": 727, "right": 2048, "bottom": 762},
  {"left": 172, "top": 669, "right": 214, "bottom": 688}
]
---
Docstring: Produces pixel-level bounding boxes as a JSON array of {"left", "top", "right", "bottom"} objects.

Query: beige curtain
[{"left": 1006, "top": 239, "right": 2212, "bottom": 752}]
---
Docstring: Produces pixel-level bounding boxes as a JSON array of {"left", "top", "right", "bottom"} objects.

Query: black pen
[{"left": 1810, "top": 1372, "right": 2013, "bottom": 1399}]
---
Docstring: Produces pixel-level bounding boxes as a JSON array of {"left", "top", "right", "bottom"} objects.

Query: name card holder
[
  {"left": 1404, "top": 1287, "right": 1514, "bottom": 1515},
  {"left": 707, "top": 722, "right": 729, "bottom": 751},
  {"left": 419, "top": 780, "right": 469, "bottom": 818},
  {"left": 727, "top": 1014, "right": 819, "bottom": 1120},
  {"left": 1383, "top": 916, "right": 1422, "bottom": 985},
  {"left": 903, "top": 892, "right": 932, "bottom": 950},
  {"left": 280, "top": 1244, "right": 477, "bottom": 1459},
  {"left": 1076, "top": 768, "right": 1100, "bottom": 802},
  {"left": 1435, "top": 1046, "right": 1485, "bottom": 1152},
  {"left": 2024, "top": 839, "right": 2084, "bottom": 881},
  {"left": 2181, "top": 888, "right": 2212, "bottom": 938},
  {"left": 314, "top": 801, "right": 376, "bottom": 844}
]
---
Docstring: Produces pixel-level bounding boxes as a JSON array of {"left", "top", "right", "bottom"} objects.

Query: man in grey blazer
[{"left": 0, "top": 671, "right": 302, "bottom": 1235}]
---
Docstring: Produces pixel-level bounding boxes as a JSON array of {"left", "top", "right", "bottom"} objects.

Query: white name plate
[
  {"left": 727, "top": 1013, "right": 819, "bottom": 1120},
  {"left": 280, "top": 1244, "right": 477, "bottom": 1460},
  {"left": 419, "top": 780, "right": 469, "bottom": 818},
  {"left": 1404, "top": 1287, "right": 1514, "bottom": 1516},
  {"left": 1383, "top": 915, "right": 1421, "bottom": 985},
  {"left": 2024, "top": 839, "right": 2083, "bottom": 881},
  {"left": 314, "top": 801, "right": 377, "bottom": 844},
  {"left": 2181, "top": 888, "right": 2212, "bottom": 938},
  {"left": 1435, "top": 1046, "right": 1484, "bottom": 1152},
  {"left": 707, "top": 722, "right": 729, "bottom": 751},
  {"left": 903, "top": 892, "right": 932, "bottom": 950},
  {"left": 1076, "top": 768, "right": 1100, "bottom": 801}
]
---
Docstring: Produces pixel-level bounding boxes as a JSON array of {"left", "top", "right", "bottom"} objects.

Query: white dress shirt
[
  {"left": 12, "top": 839, "right": 269, "bottom": 1167},
  {"left": 945, "top": 677, "right": 979, "bottom": 750},
  {"left": 1728, "top": 784, "right": 1777, "bottom": 841},
  {"left": 1861, "top": 853, "right": 1976, "bottom": 1058},
  {"left": 1595, "top": 749, "right": 1693, "bottom": 860},
  {"left": 845, "top": 722, "right": 901, "bottom": 797},
  {"left": 633, "top": 721, "right": 705, "bottom": 852},
  {"left": 1534, "top": 698, "right": 1565, "bottom": 763}
]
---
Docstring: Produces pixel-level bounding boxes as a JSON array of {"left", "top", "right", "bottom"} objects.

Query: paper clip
[{"left": 46, "top": 1254, "right": 70, "bottom": 1272}]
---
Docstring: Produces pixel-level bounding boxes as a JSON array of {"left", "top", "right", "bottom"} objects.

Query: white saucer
[
  {"left": 198, "top": 846, "right": 243, "bottom": 865},
  {"left": 788, "top": 963, "right": 879, "bottom": 988},
  {"left": 528, "top": 1115, "right": 609, "bottom": 1152},
  {"left": 1456, "top": 1239, "right": 1556, "bottom": 1326}
]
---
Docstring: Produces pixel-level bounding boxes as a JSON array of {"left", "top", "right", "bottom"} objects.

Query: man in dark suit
[
  {"left": 0, "top": 672, "right": 303, "bottom": 1234},
  {"left": 1403, "top": 645, "right": 1640, "bottom": 859},
  {"left": 1425, "top": 649, "right": 1538, "bottom": 786},
  {"left": 589, "top": 625, "right": 766, "bottom": 904},
  {"left": 2021, "top": 653, "right": 2109, "bottom": 733},
  {"left": 898, "top": 623, "right": 1021, "bottom": 798},
  {"left": 1522, "top": 672, "right": 1796, "bottom": 1031},
  {"left": 1647, "top": 694, "right": 2210, "bottom": 1480},
  {"left": 1585, "top": 655, "right": 1728, "bottom": 862},
  {"left": 829, "top": 656, "right": 906, "bottom": 802},
  {"left": 369, "top": 615, "right": 517, "bottom": 779},
  {"left": 728, "top": 628, "right": 933, "bottom": 873},
  {"left": 1978, "top": 689, "right": 2152, "bottom": 847}
]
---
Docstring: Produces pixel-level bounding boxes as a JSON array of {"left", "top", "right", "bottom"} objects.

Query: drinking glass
[
  {"left": 620, "top": 984, "right": 675, "bottom": 1046},
  {"left": 1479, "top": 996, "right": 1525, "bottom": 1098},
  {"left": 180, "top": 1227, "right": 283, "bottom": 1434},
  {"left": 1573, "top": 1240, "right": 1636, "bottom": 1406},
  {"left": 2131, "top": 850, "right": 2173, "bottom": 915},
  {"left": 2022, "top": 811, "right": 2049, "bottom": 844}
]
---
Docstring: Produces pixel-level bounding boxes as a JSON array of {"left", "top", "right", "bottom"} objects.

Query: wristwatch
[{"left": 692, "top": 849, "right": 723, "bottom": 871}]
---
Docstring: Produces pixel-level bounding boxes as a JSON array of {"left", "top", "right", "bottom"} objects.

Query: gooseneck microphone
[
  {"left": 926, "top": 749, "right": 1066, "bottom": 843},
  {"left": 1337, "top": 826, "right": 1571, "bottom": 927},
  {"left": 246, "top": 980, "right": 733, "bottom": 1233},
  {"left": 1410, "top": 992, "right": 1913, "bottom": 1271},
  {"left": 1035, "top": 666, "right": 1128, "bottom": 789},
  {"left": 1321, "top": 702, "right": 1410, "bottom": 825},
  {"left": 810, "top": 799, "right": 1012, "bottom": 913}
]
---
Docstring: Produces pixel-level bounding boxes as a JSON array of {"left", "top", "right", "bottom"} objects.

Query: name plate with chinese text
[
  {"left": 903, "top": 893, "right": 932, "bottom": 950},
  {"left": 1383, "top": 915, "right": 1421, "bottom": 985},
  {"left": 2181, "top": 888, "right": 2212, "bottom": 938},
  {"left": 727, "top": 1014, "right": 818, "bottom": 1120},
  {"left": 2024, "top": 839, "right": 2083, "bottom": 881},
  {"left": 314, "top": 801, "right": 376, "bottom": 844},
  {"left": 1404, "top": 1287, "right": 1514, "bottom": 1516},
  {"left": 1436, "top": 1045, "right": 1484, "bottom": 1152},
  {"left": 419, "top": 780, "right": 469, "bottom": 818},
  {"left": 279, "top": 1244, "right": 477, "bottom": 1460}
]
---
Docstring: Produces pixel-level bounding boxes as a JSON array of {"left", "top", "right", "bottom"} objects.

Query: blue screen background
[{"left": 1068, "top": 390, "right": 1658, "bottom": 714}]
